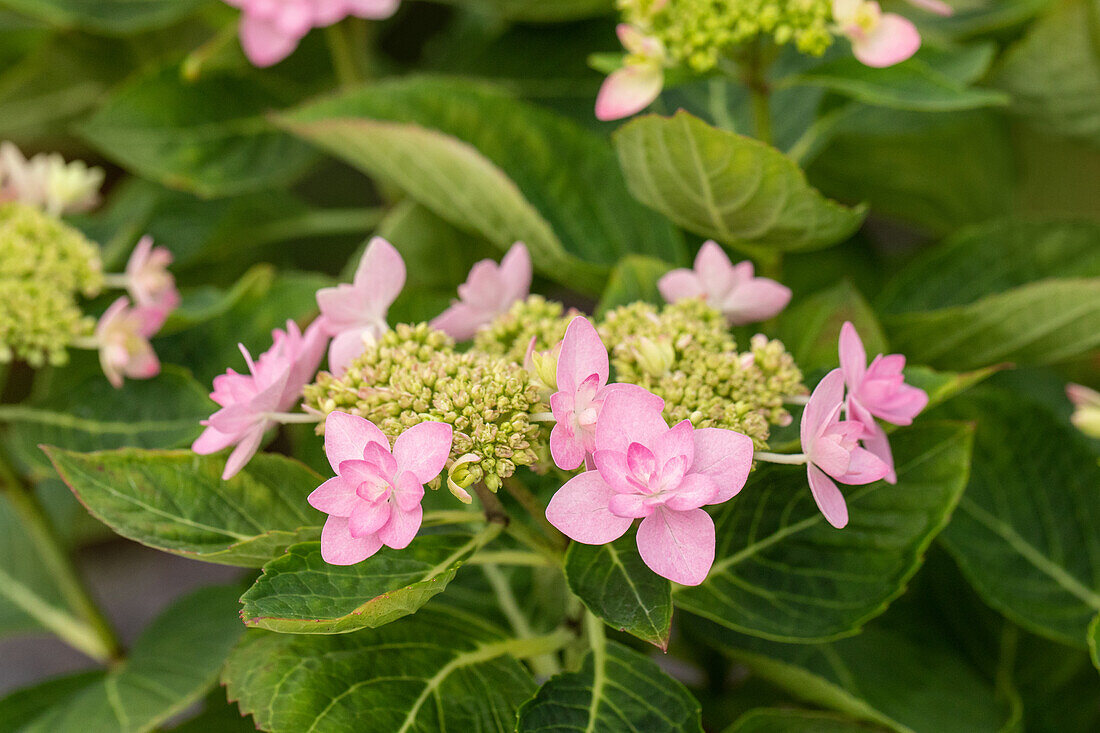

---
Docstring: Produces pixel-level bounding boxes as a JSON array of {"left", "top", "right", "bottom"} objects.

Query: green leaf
[
  {"left": 884, "top": 279, "right": 1100, "bottom": 370},
  {"left": 0, "top": 672, "right": 104, "bottom": 733},
  {"left": 515, "top": 638, "right": 702, "bottom": 732},
  {"left": 0, "top": 493, "right": 73, "bottom": 639},
  {"left": 223, "top": 608, "right": 543, "bottom": 732},
  {"left": 902, "top": 366, "right": 1000, "bottom": 413},
  {"left": 727, "top": 708, "right": 885, "bottom": 732},
  {"left": 1090, "top": 615, "right": 1100, "bottom": 673},
  {"left": 240, "top": 530, "right": 498, "bottom": 633},
  {"left": 44, "top": 448, "right": 322, "bottom": 567},
  {"left": 438, "top": 0, "right": 614, "bottom": 22},
  {"left": 994, "top": 0, "right": 1100, "bottom": 146},
  {"left": 785, "top": 52, "right": 1008, "bottom": 112},
  {"left": 613, "top": 111, "right": 866, "bottom": 256},
  {"left": 595, "top": 255, "right": 672, "bottom": 316},
  {"left": 564, "top": 535, "right": 672, "bottom": 649},
  {"left": 675, "top": 423, "right": 973, "bottom": 642},
  {"left": 775, "top": 281, "right": 887, "bottom": 373},
  {"left": 280, "top": 78, "right": 684, "bottom": 294},
  {"left": 79, "top": 66, "right": 317, "bottom": 197},
  {"left": 20, "top": 586, "right": 244, "bottom": 733},
  {"left": 0, "top": 0, "right": 204, "bottom": 34},
  {"left": 936, "top": 389, "right": 1100, "bottom": 647},
  {"left": 0, "top": 366, "right": 210, "bottom": 480},
  {"left": 878, "top": 219, "right": 1100, "bottom": 314}
]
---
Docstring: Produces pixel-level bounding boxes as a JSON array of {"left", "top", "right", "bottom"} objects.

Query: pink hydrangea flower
[
  {"left": 308, "top": 411, "right": 452, "bottom": 564},
  {"left": 549, "top": 316, "right": 663, "bottom": 471},
  {"left": 192, "top": 319, "right": 327, "bottom": 479},
  {"left": 95, "top": 297, "right": 163, "bottom": 389},
  {"left": 832, "top": 0, "right": 921, "bottom": 68},
  {"left": 316, "top": 237, "right": 405, "bottom": 374},
  {"left": 658, "top": 241, "right": 791, "bottom": 325},
  {"left": 838, "top": 321, "right": 928, "bottom": 482},
  {"left": 595, "top": 25, "right": 666, "bottom": 121},
  {"left": 124, "top": 236, "right": 180, "bottom": 314},
  {"left": 546, "top": 389, "right": 754, "bottom": 586},
  {"left": 430, "top": 242, "right": 532, "bottom": 341},
  {"left": 801, "top": 369, "right": 890, "bottom": 529},
  {"left": 225, "top": 0, "right": 401, "bottom": 68}
]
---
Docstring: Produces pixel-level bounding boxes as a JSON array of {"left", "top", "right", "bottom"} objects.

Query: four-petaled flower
[
  {"left": 309, "top": 411, "right": 452, "bottom": 564},
  {"left": 431, "top": 242, "right": 532, "bottom": 341},
  {"left": 549, "top": 316, "right": 663, "bottom": 470},
  {"left": 316, "top": 237, "right": 405, "bottom": 374},
  {"left": 95, "top": 297, "right": 163, "bottom": 389},
  {"left": 547, "top": 389, "right": 754, "bottom": 585},
  {"left": 801, "top": 368, "right": 890, "bottom": 529},
  {"left": 595, "top": 24, "right": 667, "bottom": 121},
  {"left": 124, "top": 236, "right": 181, "bottom": 314},
  {"left": 658, "top": 241, "right": 791, "bottom": 325},
  {"left": 192, "top": 319, "right": 327, "bottom": 479},
  {"left": 832, "top": 0, "right": 921, "bottom": 68}
]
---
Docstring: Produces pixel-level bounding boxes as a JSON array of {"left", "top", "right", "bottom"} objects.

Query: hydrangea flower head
[
  {"left": 316, "top": 236, "right": 405, "bottom": 374},
  {"left": 95, "top": 297, "right": 162, "bottom": 389},
  {"left": 431, "top": 242, "right": 532, "bottom": 341},
  {"left": 595, "top": 24, "right": 667, "bottom": 121},
  {"left": 309, "top": 411, "right": 452, "bottom": 564},
  {"left": 658, "top": 241, "right": 792, "bottom": 325},
  {"left": 801, "top": 369, "right": 890, "bottom": 528},
  {"left": 546, "top": 389, "right": 754, "bottom": 585},
  {"left": 832, "top": 0, "right": 921, "bottom": 67},
  {"left": 549, "top": 316, "right": 663, "bottom": 470},
  {"left": 124, "top": 236, "right": 180, "bottom": 314}
]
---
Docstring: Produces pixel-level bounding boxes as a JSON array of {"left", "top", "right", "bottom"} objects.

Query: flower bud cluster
[
  {"left": 617, "top": 0, "right": 833, "bottom": 72},
  {"left": 471, "top": 295, "right": 577, "bottom": 365},
  {"left": 0, "top": 203, "right": 103, "bottom": 366},
  {"left": 305, "top": 323, "right": 543, "bottom": 492},
  {"left": 599, "top": 299, "right": 804, "bottom": 446}
]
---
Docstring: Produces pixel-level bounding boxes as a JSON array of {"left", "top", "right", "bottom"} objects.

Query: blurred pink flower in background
[
  {"left": 659, "top": 241, "right": 791, "bottom": 325},
  {"left": 832, "top": 0, "right": 921, "bottom": 68},
  {"left": 94, "top": 298, "right": 163, "bottom": 390},
  {"left": 431, "top": 242, "right": 532, "bottom": 341}
]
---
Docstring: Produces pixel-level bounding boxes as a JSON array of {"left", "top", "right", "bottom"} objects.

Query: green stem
[
  {"left": 468, "top": 550, "right": 550, "bottom": 567},
  {"left": 248, "top": 207, "right": 386, "bottom": 248},
  {"left": 0, "top": 453, "right": 123, "bottom": 663},
  {"left": 503, "top": 477, "right": 568, "bottom": 552},
  {"left": 473, "top": 482, "right": 562, "bottom": 565},
  {"left": 482, "top": 564, "right": 562, "bottom": 677},
  {"left": 181, "top": 21, "right": 239, "bottom": 82},
  {"left": 422, "top": 509, "right": 486, "bottom": 527},
  {"left": 325, "top": 22, "right": 364, "bottom": 88},
  {"left": 745, "top": 42, "right": 773, "bottom": 145}
]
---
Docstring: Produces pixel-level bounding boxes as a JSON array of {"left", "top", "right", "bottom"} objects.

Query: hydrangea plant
[{"left": 1, "top": 0, "right": 1099, "bottom": 731}]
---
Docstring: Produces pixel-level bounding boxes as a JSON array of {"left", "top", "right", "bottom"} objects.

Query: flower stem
[
  {"left": 744, "top": 41, "right": 773, "bottom": 145},
  {"left": 181, "top": 21, "right": 239, "bottom": 82},
  {"left": 784, "top": 395, "right": 810, "bottom": 406},
  {"left": 754, "top": 451, "right": 808, "bottom": 465},
  {"left": 100, "top": 274, "right": 130, "bottom": 289},
  {"left": 503, "top": 476, "right": 568, "bottom": 552},
  {"left": 468, "top": 550, "right": 550, "bottom": 567},
  {"left": 265, "top": 411, "right": 323, "bottom": 424},
  {"left": 473, "top": 482, "right": 562, "bottom": 565},
  {"left": 325, "top": 22, "right": 364, "bottom": 88},
  {"left": 422, "top": 509, "right": 486, "bottom": 527},
  {"left": 482, "top": 563, "right": 562, "bottom": 677}
]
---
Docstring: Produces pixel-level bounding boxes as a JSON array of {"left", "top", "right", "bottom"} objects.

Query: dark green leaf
[
  {"left": 564, "top": 535, "right": 672, "bottom": 649},
  {"left": 240, "top": 530, "right": 498, "bottom": 633},
  {"left": 223, "top": 608, "right": 542, "bottom": 732},
  {"left": 0, "top": 493, "right": 75, "bottom": 641},
  {"left": 727, "top": 708, "right": 885, "bottom": 732},
  {"left": 438, "top": 0, "right": 614, "bottom": 22},
  {"left": 0, "top": 672, "right": 104, "bottom": 733},
  {"left": 21, "top": 586, "right": 244, "bottom": 733},
  {"left": 613, "top": 111, "right": 866, "bottom": 255},
  {"left": 79, "top": 66, "right": 317, "bottom": 197},
  {"left": 676, "top": 423, "right": 973, "bottom": 642},
  {"left": 45, "top": 448, "right": 322, "bottom": 567},
  {"left": 0, "top": 0, "right": 205, "bottom": 33},
  {"left": 595, "top": 255, "right": 671, "bottom": 316},
  {"left": 775, "top": 281, "right": 886, "bottom": 372},
  {"left": 515, "top": 638, "right": 702, "bottom": 732},
  {"left": 937, "top": 389, "right": 1100, "bottom": 646}
]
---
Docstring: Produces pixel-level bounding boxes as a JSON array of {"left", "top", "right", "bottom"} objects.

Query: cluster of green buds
[
  {"left": 304, "top": 323, "right": 543, "bottom": 499},
  {"left": 617, "top": 0, "right": 834, "bottom": 73},
  {"left": 0, "top": 203, "right": 103, "bottom": 366},
  {"left": 471, "top": 295, "right": 578, "bottom": 366}
]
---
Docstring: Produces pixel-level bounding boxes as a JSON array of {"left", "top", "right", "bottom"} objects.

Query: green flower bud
[{"left": 472, "top": 295, "right": 577, "bottom": 366}]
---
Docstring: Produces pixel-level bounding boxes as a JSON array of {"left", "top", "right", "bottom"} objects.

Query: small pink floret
[
  {"left": 658, "top": 242, "right": 791, "bottom": 325},
  {"left": 430, "top": 242, "right": 532, "bottom": 341},
  {"left": 95, "top": 297, "right": 163, "bottom": 390}
]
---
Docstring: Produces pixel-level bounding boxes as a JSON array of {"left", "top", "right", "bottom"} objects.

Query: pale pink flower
[
  {"left": 124, "top": 236, "right": 180, "bottom": 314},
  {"left": 832, "top": 0, "right": 921, "bottom": 68},
  {"left": 192, "top": 320, "right": 327, "bottom": 479},
  {"left": 95, "top": 297, "right": 162, "bottom": 389},
  {"left": 658, "top": 241, "right": 791, "bottom": 325},
  {"left": 308, "top": 411, "right": 452, "bottom": 564},
  {"left": 801, "top": 369, "right": 890, "bottom": 529},
  {"left": 430, "top": 242, "right": 532, "bottom": 341},
  {"left": 546, "top": 389, "right": 754, "bottom": 586},
  {"left": 0, "top": 141, "right": 103, "bottom": 216},
  {"left": 224, "top": 0, "right": 400, "bottom": 68},
  {"left": 316, "top": 237, "right": 405, "bottom": 374},
  {"left": 1067, "top": 383, "right": 1100, "bottom": 439},
  {"left": 549, "top": 316, "right": 663, "bottom": 470},
  {"left": 595, "top": 25, "right": 666, "bottom": 121}
]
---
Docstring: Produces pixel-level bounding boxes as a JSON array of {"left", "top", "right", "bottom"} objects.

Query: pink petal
[
  {"left": 838, "top": 321, "right": 867, "bottom": 387},
  {"left": 664, "top": 473, "right": 719, "bottom": 511},
  {"left": 378, "top": 502, "right": 422, "bottom": 549},
  {"left": 801, "top": 369, "right": 846, "bottom": 451},
  {"left": 321, "top": 515, "right": 382, "bottom": 565},
  {"left": 694, "top": 241, "right": 737, "bottom": 298},
  {"left": 595, "top": 388, "right": 669, "bottom": 455},
  {"left": 807, "top": 464, "right": 849, "bottom": 529},
  {"left": 310, "top": 0, "right": 348, "bottom": 25},
  {"left": 429, "top": 302, "right": 486, "bottom": 342},
  {"left": 550, "top": 421, "right": 587, "bottom": 472},
  {"left": 595, "top": 65, "right": 663, "bottom": 122},
  {"left": 324, "top": 411, "right": 389, "bottom": 473},
  {"left": 328, "top": 326, "right": 378, "bottom": 375},
  {"left": 853, "top": 14, "right": 921, "bottom": 68},
  {"left": 192, "top": 425, "right": 237, "bottom": 455},
  {"left": 124, "top": 340, "right": 161, "bottom": 380},
  {"left": 636, "top": 507, "right": 715, "bottom": 586},
  {"left": 690, "top": 428, "right": 754, "bottom": 504},
  {"left": 349, "top": 499, "right": 392, "bottom": 538},
  {"left": 616, "top": 24, "right": 662, "bottom": 57},
  {"left": 393, "top": 471, "right": 425, "bottom": 512},
  {"left": 812, "top": 433, "right": 854, "bottom": 479},
  {"left": 498, "top": 242, "right": 533, "bottom": 304},
  {"left": 598, "top": 382, "right": 665, "bottom": 412},
  {"left": 860, "top": 422, "right": 897, "bottom": 484},
  {"left": 545, "top": 471, "right": 633, "bottom": 545},
  {"left": 608, "top": 492, "right": 652, "bottom": 519},
  {"left": 344, "top": 0, "right": 401, "bottom": 19},
  {"left": 591, "top": 449, "right": 637, "bottom": 495},
  {"left": 626, "top": 442, "right": 657, "bottom": 479},
  {"left": 839, "top": 446, "right": 890, "bottom": 485},
  {"left": 652, "top": 419, "right": 694, "bottom": 466},
  {"left": 556, "top": 317, "right": 609, "bottom": 396},
  {"left": 238, "top": 13, "right": 302, "bottom": 68},
  {"left": 457, "top": 260, "right": 502, "bottom": 312},
  {"left": 658, "top": 269, "right": 704, "bottom": 304},
  {"left": 1067, "top": 383, "right": 1100, "bottom": 408},
  {"left": 308, "top": 476, "right": 358, "bottom": 517},
  {"left": 222, "top": 427, "right": 265, "bottom": 480},
  {"left": 316, "top": 283, "right": 371, "bottom": 333},
  {"left": 392, "top": 421, "right": 453, "bottom": 483},
  {"left": 352, "top": 237, "right": 406, "bottom": 311},
  {"left": 720, "top": 278, "right": 792, "bottom": 325},
  {"left": 906, "top": 0, "right": 953, "bottom": 16}
]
